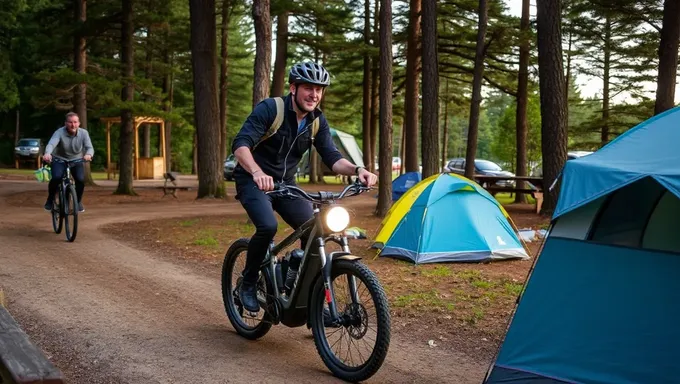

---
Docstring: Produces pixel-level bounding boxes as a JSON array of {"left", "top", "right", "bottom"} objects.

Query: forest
[{"left": 0, "top": 0, "right": 677, "bottom": 215}]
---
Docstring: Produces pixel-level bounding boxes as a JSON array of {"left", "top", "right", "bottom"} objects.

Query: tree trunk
[
  {"left": 514, "top": 0, "right": 529, "bottom": 204},
  {"left": 271, "top": 11, "right": 288, "bottom": 97},
  {"left": 536, "top": 0, "right": 568, "bottom": 214},
  {"left": 464, "top": 0, "right": 488, "bottom": 180},
  {"left": 370, "top": 0, "right": 379, "bottom": 173},
  {"left": 602, "top": 14, "right": 611, "bottom": 146},
  {"left": 220, "top": 0, "right": 231, "bottom": 163},
  {"left": 74, "top": 0, "right": 94, "bottom": 186},
  {"left": 362, "top": 0, "right": 372, "bottom": 170},
  {"left": 115, "top": 0, "right": 135, "bottom": 195},
  {"left": 441, "top": 80, "right": 449, "bottom": 171},
  {"left": 400, "top": 118, "right": 406, "bottom": 175},
  {"left": 375, "top": 0, "right": 393, "bottom": 218},
  {"left": 162, "top": 29, "right": 174, "bottom": 172},
  {"left": 441, "top": 98, "right": 449, "bottom": 171},
  {"left": 316, "top": 153, "right": 324, "bottom": 183},
  {"left": 252, "top": 0, "right": 272, "bottom": 107},
  {"left": 421, "top": 0, "right": 438, "bottom": 178},
  {"left": 404, "top": 0, "right": 421, "bottom": 173},
  {"left": 193, "top": 132, "right": 198, "bottom": 175},
  {"left": 190, "top": 0, "right": 224, "bottom": 198},
  {"left": 309, "top": 149, "right": 317, "bottom": 183},
  {"left": 655, "top": 0, "right": 680, "bottom": 115},
  {"left": 14, "top": 110, "right": 20, "bottom": 145},
  {"left": 143, "top": 25, "right": 153, "bottom": 159}
]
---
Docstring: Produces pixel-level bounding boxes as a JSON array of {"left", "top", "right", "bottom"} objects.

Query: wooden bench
[
  {"left": 0, "top": 305, "right": 65, "bottom": 383},
  {"left": 106, "top": 162, "right": 118, "bottom": 180},
  {"left": 158, "top": 172, "right": 191, "bottom": 198}
]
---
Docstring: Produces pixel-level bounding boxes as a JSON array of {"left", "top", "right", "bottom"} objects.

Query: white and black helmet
[{"left": 288, "top": 61, "right": 331, "bottom": 87}]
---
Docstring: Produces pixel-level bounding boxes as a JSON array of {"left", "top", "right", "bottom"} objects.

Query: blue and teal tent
[
  {"left": 485, "top": 106, "right": 680, "bottom": 383},
  {"left": 391, "top": 171, "right": 421, "bottom": 201},
  {"left": 372, "top": 173, "right": 529, "bottom": 263}
]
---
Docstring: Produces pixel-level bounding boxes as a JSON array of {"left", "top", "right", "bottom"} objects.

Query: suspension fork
[
  {"left": 318, "top": 237, "right": 340, "bottom": 320},
  {"left": 338, "top": 236, "right": 361, "bottom": 304}
]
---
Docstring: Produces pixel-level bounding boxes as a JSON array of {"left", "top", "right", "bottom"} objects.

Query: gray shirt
[{"left": 45, "top": 127, "right": 95, "bottom": 161}]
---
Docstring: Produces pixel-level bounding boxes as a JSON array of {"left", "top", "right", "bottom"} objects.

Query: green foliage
[
  {"left": 490, "top": 91, "right": 542, "bottom": 171},
  {"left": 0, "top": 0, "right": 669, "bottom": 178}
]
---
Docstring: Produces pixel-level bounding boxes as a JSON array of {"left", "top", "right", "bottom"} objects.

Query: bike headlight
[{"left": 325, "top": 206, "right": 350, "bottom": 233}]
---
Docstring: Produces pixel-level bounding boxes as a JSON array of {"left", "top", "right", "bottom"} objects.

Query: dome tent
[{"left": 372, "top": 173, "right": 529, "bottom": 264}]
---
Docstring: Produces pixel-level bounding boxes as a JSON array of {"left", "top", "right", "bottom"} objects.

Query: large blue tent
[
  {"left": 485, "top": 106, "right": 680, "bottom": 383},
  {"left": 373, "top": 173, "right": 529, "bottom": 263}
]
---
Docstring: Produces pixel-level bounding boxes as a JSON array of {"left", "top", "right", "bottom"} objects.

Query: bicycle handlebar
[
  {"left": 266, "top": 179, "right": 372, "bottom": 203},
  {"left": 49, "top": 157, "right": 89, "bottom": 165}
]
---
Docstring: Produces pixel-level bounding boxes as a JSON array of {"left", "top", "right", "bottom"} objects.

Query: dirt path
[{"left": 0, "top": 180, "right": 489, "bottom": 383}]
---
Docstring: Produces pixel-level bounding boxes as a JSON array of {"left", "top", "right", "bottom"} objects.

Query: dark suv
[
  {"left": 444, "top": 158, "right": 515, "bottom": 187},
  {"left": 14, "top": 138, "right": 43, "bottom": 167}
]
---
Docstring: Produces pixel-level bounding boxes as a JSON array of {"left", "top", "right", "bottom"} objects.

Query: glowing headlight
[{"left": 325, "top": 206, "right": 350, "bottom": 233}]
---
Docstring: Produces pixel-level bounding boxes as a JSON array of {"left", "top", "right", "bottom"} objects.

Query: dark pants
[
  {"left": 48, "top": 160, "right": 85, "bottom": 203},
  {"left": 235, "top": 175, "right": 314, "bottom": 285}
]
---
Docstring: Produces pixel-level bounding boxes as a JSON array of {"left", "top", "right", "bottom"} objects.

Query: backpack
[{"left": 253, "top": 97, "right": 320, "bottom": 149}]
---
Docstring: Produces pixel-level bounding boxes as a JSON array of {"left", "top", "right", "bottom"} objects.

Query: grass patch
[
  {"left": 502, "top": 280, "right": 524, "bottom": 296},
  {"left": 0, "top": 167, "right": 109, "bottom": 180},
  {"left": 192, "top": 229, "right": 220, "bottom": 247},
  {"left": 180, "top": 219, "right": 198, "bottom": 227},
  {"left": 494, "top": 192, "right": 536, "bottom": 205},
  {"left": 471, "top": 279, "right": 493, "bottom": 289},
  {"left": 394, "top": 290, "right": 446, "bottom": 309},
  {"left": 457, "top": 269, "right": 483, "bottom": 282},
  {"left": 422, "top": 265, "right": 452, "bottom": 278}
]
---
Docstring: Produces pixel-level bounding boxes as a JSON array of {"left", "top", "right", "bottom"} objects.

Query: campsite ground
[
  {"left": 0, "top": 171, "right": 550, "bottom": 382},
  {"left": 4, "top": 171, "right": 549, "bottom": 361}
]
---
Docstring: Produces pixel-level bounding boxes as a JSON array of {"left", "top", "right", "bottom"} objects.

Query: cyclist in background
[{"left": 43, "top": 112, "right": 94, "bottom": 213}]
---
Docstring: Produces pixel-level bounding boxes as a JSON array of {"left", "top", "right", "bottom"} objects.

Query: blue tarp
[
  {"left": 391, "top": 172, "right": 421, "bottom": 201},
  {"left": 555, "top": 106, "right": 680, "bottom": 218}
]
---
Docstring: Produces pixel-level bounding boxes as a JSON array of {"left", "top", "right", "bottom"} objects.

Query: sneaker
[
  {"left": 78, "top": 203, "right": 85, "bottom": 213},
  {"left": 239, "top": 281, "right": 260, "bottom": 313},
  {"left": 44, "top": 200, "right": 53, "bottom": 212}
]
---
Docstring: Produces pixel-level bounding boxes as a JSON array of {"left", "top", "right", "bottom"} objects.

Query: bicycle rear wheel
[
  {"left": 64, "top": 184, "right": 78, "bottom": 242},
  {"left": 51, "top": 190, "right": 63, "bottom": 234}
]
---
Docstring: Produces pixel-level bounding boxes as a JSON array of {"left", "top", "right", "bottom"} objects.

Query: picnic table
[{"left": 474, "top": 175, "right": 545, "bottom": 213}]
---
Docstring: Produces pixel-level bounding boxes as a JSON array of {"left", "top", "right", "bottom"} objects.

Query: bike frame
[
  {"left": 51, "top": 158, "right": 81, "bottom": 210},
  {"left": 259, "top": 183, "right": 366, "bottom": 327}
]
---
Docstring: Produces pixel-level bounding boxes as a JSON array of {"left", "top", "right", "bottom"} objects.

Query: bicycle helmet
[{"left": 288, "top": 61, "right": 331, "bottom": 87}]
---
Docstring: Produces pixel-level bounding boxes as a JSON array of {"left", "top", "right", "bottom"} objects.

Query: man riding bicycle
[
  {"left": 43, "top": 112, "right": 94, "bottom": 213},
  {"left": 232, "top": 61, "right": 378, "bottom": 313}
]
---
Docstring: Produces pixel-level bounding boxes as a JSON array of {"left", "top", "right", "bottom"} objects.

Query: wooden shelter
[{"left": 100, "top": 116, "right": 166, "bottom": 180}]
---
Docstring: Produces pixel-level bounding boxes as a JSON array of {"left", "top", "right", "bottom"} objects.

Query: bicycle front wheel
[
  {"left": 310, "top": 259, "right": 391, "bottom": 383},
  {"left": 64, "top": 184, "right": 78, "bottom": 242},
  {"left": 51, "top": 190, "right": 63, "bottom": 234}
]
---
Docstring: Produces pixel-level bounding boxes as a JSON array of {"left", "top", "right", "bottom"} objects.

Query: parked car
[
  {"left": 392, "top": 157, "right": 401, "bottom": 171},
  {"left": 374, "top": 156, "right": 402, "bottom": 172},
  {"left": 223, "top": 154, "right": 236, "bottom": 181},
  {"left": 14, "top": 138, "right": 43, "bottom": 168},
  {"left": 530, "top": 151, "right": 593, "bottom": 178},
  {"left": 444, "top": 158, "right": 515, "bottom": 188}
]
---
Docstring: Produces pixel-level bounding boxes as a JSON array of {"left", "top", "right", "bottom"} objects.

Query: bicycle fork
[{"left": 317, "top": 237, "right": 360, "bottom": 326}]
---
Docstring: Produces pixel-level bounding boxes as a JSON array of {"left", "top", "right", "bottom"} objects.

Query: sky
[{"left": 503, "top": 0, "right": 672, "bottom": 104}]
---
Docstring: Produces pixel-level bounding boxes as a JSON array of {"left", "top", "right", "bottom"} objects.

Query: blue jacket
[{"left": 231, "top": 94, "right": 343, "bottom": 183}]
